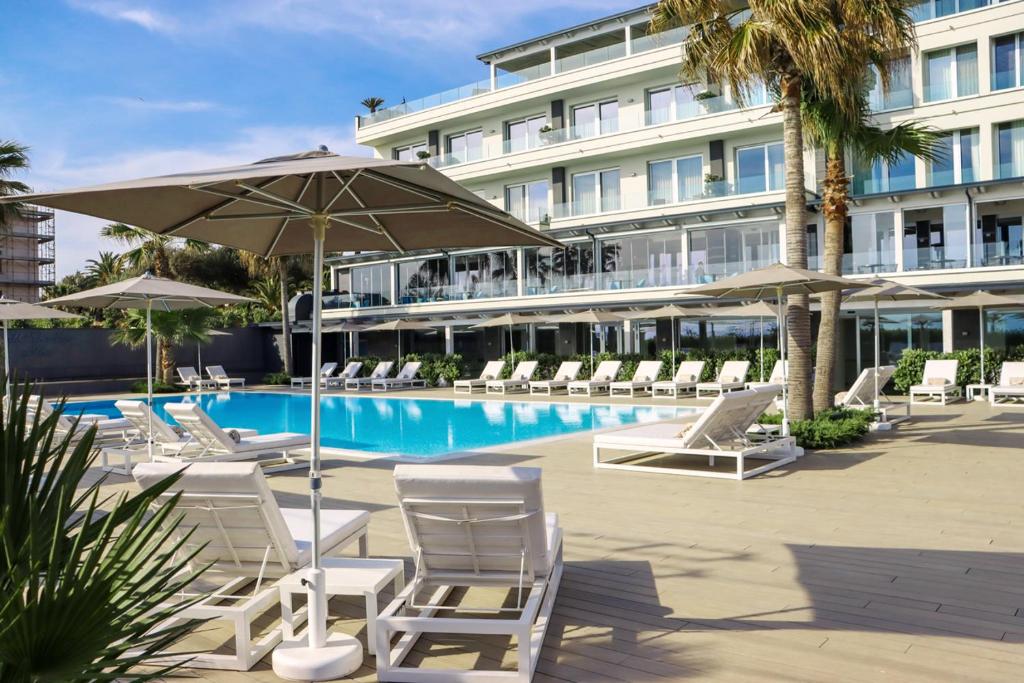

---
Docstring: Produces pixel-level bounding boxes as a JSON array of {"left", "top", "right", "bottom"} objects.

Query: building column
[
  {"left": 622, "top": 319, "right": 633, "bottom": 353},
  {"left": 893, "top": 208, "right": 905, "bottom": 272},
  {"left": 778, "top": 219, "right": 788, "bottom": 264},
  {"left": 527, "top": 323, "right": 536, "bottom": 352},
  {"left": 489, "top": 61, "right": 497, "bottom": 91},
  {"left": 351, "top": 331, "right": 360, "bottom": 357},
  {"left": 624, "top": 25, "right": 632, "bottom": 56},
  {"left": 942, "top": 309, "right": 954, "bottom": 353},
  {"left": 444, "top": 324, "right": 454, "bottom": 355},
  {"left": 549, "top": 46, "right": 557, "bottom": 76},
  {"left": 516, "top": 248, "right": 525, "bottom": 297}
]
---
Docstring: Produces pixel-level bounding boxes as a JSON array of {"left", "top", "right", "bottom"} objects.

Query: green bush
[
  {"left": 400, "top": 352, "right": 464, "bottom": 385},
  {"left": 892, "top": 346, "right": 1022, "bottom": 393},
  {"left": 347, "top": 356, "right": 385, "bottom": 377},
  {"left": 129, "top": 379, "right": 181, "bottom": 393},
  {"left": 263, "top": 371, "right": 291, "bottom": 385},
  {"left": 759, "top": 408, "right": 874, "bottom": 449}
]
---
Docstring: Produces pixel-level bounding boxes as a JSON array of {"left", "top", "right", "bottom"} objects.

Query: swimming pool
[{"left": 69, "top": 392, "right": 695, "bottom": 458}]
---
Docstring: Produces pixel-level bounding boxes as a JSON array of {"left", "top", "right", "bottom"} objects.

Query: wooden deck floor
[{"left": 90, "top": 390, "right": 1024, "bottom": 681}]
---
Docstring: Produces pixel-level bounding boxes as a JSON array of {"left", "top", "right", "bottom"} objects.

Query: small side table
[
  {"left": 967, "top": 383, "right": 992, "bottom": 401},
  {"left": 279, "top": 557, "right": 405, "bottom": 655}
]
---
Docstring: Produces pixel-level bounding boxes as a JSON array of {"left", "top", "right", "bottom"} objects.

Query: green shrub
[
  {"left": 759, "top": 408, "right": 874, "bottom": 450},
  {"left": 129, "top": 379, "right": 181, "bottom": 393},
  {"left": 892, "top": 346, "right": 1017, "bottom": 393},
  {"left": 263, "top": 371, "right": 291, "bottom": 385},
  {"left": 348, "top": 356, "right": 385, "bottom": 377},
  {"left": 400, "top": 352, "right": 465, "bottom": 385}
]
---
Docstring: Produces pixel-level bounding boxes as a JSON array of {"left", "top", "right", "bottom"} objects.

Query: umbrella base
[
  {"left": 870, "top": 421, "right": 895, "bottom": 432},
  {"left": 272, "top": 633, "right": 362, "bottom": 681}
]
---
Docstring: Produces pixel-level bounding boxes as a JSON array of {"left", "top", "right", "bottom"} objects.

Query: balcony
[
  {"left": 869, "top": 87, "right": 913, "bottom": 112},
  {"left": 644, "top": 93, "right": 735, "bottom": 125},
  {"left": 396, "top": 281, "right": 519, "bottom": 304},
  {"left": 503, "top": 119, "right": 619, "bottom": 155},
  {"left": 427, "top": 147, "right": 485, "bottom": 169}
]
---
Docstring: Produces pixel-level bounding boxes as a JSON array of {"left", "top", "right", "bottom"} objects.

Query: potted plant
[
  {"left": 704, "top": 173, "right": 725, "bottom": 198},
  {"left": 694, "top": 90, "right": 719, "bottom": 113},
  {"left": 416, "top": 150, "right": 432, "bottom": 160},
  {"left": 538, "top": 124, "right": 556, "bottom": 145},
  {"left": 360, "top": 96, "right": 385, "bottom": 113}
]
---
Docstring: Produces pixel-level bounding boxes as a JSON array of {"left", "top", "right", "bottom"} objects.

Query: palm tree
[
  {"left": 100, "top": 223, "right": 208, "bottom": 277},
  {"left": 361, "top": 96, "right": 385, "bottom": 113},
  {"left": 0, "top": 140, "right": 30, "bottom": 228},
  {"left": 652, "top": 0, "right": 917, "bottom": 420},
  {"left": 113, "top": 308, "right": 214, "bottom": 384},
  {"left": 84, "top": 251, "right": 124, "bottom": 287},
  {"left": 806, "top": 84, "right": 941, "bottom": 412},
  {"left": 238, "top": 251, "right": 297, "bottom": 375}
]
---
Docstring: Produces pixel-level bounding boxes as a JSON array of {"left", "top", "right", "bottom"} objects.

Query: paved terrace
[{"left": 86, "top": 390, "right": 1024, "bottom": 682}]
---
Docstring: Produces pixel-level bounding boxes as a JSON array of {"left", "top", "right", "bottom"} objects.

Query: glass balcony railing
[
  {"left": 996, "top": 162, "right": 1024, "bottom": 180},
  {"left": 974, "top": 242, "right": 1024, "bottom": 268},
  {"left": 853, "top": 175, "right": 917, "bottom": 195},
  {"left": 502, "top": 119, "right": 618, "bottom": 154},
  {"left": 842, "top": 253, "right": 899, "bottom": 275},
  {"left": 555, "top": 42, "right": 627, "bottom": 73},
  {"left": 552, "top": 195, "right": 623, "bottom": 219},
  {"left": 495, "top": 62, "right": 552, "bottom": 89},
  {"left": 599, "top": 268, "right": 685, "bottom": 291},
  {"left": 631, "top": 25, "right": 687, "bottom": 54},
  {"left": 910, "top": 0, "right": 993, "bottom": 22},
  {"left": 525, "top": 274, "right": 596, "bottom": 295},
  {"left": 869, "top": 87, "right": 913, "bottom": 112},
  {"left": 427, "top": 148, "right": 484, "bottom": 169},
  {"left": 644, "top": 94, "right": 735, "bottom": 125},
  {"left": 396, "top": 282, "right": 520, "bottom": 304},
  {"left": 360, "top": 78, "right": 492, "bottom": 126}
]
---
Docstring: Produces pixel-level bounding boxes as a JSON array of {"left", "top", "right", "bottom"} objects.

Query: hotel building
[{"left": 327, "top": 1, "right": 1024, "bottom": 387}]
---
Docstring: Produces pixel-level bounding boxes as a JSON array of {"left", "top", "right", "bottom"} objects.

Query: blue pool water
[{"left": 68, "top": 392, "right": 693, "bottom": 458}]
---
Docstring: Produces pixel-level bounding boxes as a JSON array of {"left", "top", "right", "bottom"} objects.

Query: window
[
  {"left": 688, "top": 222, "right": 779, "bottom": 284},
  {"left": 451, "top": 250, "right": 518, "bottom": 299},
  {"left": 974, "top": 198, "right": 1024, "bottom": 267},
  {"left": 505, "top": 180, "right": 550, "bottom": 224},
  {"left": 924, "top": 44, "right": 978, "bottom": 101},
  {"left": 647, "top": 155, "right": 703, "bottom": 205},
  {"left": 807, "top": 223, "right": 821, "bottom": 271},
  {"left": 398, "top": 257, "right": 450, "bottom": 303},
  {"left": 350, "top": 263, "right": 392, "bottom": 307},
  {"left": 852, "top": 151, "right": 916, "bottom": 195},
  {"left": 928, "top": 128, "right": 978, "bottom": 186},
  {"left": 868, "top": 56, "right": 913, "bottom": 111},
  {"left": 997, "top": 120, "right": 1024, "bottom": 178},
  {"left": 445, "top": 129, "right": 483, "bottom": 164},
  {"left": 599, "top": 232, "right": 683, "bottom": 290},
  {"left": 912, "top": 0, "right": 993, "bottom": 22},
  {"left": 504, "top": 115, "right": 546, "bottom": 153},
  {"left": 571, "top": 99, "right": 618, "bottom": 138},
  {"left": 993, "top": 32, "right": 1024, "bottom": 91},
  {"left": 569, "top": 168, "right": 620, "bottom": 216},
  {"left": 524, "top": 242, "right": 595, "bottom": 294},
  {"left": 393, "top": 142, "right": 428, "bottom": 161},
  {"left": 903, "top": 204, "right": 969, "bottom": 270},
  {"left": 645, "top": 83, "right": 704, "bottom": 124},
  {"left": 736, "top": 142, "right": 784, "bottom": 194},
  {"left": 844, "top": 211, "right": 897, "bottom": 274}
]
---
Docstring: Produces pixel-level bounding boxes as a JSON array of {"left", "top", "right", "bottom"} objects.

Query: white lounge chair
[
  {"left": 29, "top": 395, "right": 136, "bottom": 445},
  {"left": 610, "top": 360, "right": 663, "bottom": 398},
  {"left": 567, "top": 360, "right": 622, "bottom": 396},
  {"left": 344, "top": 360, "right": 394, "bottom": 391},
  {"left": 989, "top": 361, "right": 1024, "bottom": 408},
  {"left": 132, "top": 461, "right": 370, "bottom": 671},
  {"left": 372, "top": 361, "right": 426, "bottom": 391},
  {"left": 162, "top": 402, "right": 306, "bottom": 472},
  {"left": 652, "top": 361, "right": 706, "bottom": 399},
  {"left": 99, "top": 400, "right": 257, "bottom": 475},
  {"left": 453, "top": 360, "right": 504, "bottom": 394},
  {"left": 594, "top": 385, "right": 797, "bottom": 480},
  {"left": 485, "top": 360, "right": 539, "bottom": 395},
  {"left": 205, "top": 365, "right": 246, "bottom": 389},
  {"left": 323, "top": 361, "right": 363, "bottom": 388},
  {"left": 529, "top": 361, "right": 583, "bottom": 395},
  {"left": 745, "top": 360, "right": 787, "bottom": 389},
  {"left": 178, "top": 366, "right": 215, "bottom": 391},
  {"left": 909, "top": 359, "right": 961, "bottom": 406},
  {"left": 376, "top": 464, "right": 562, "bottom": 682},
  {"left": 290, "top": 361, "right": 338, "bottom": 388},
  {"left": 835, "top": 365, "right": 907, "bottom": 424},
  {"left": 696, "top": 360, "right": 750, "bottom": 399}
]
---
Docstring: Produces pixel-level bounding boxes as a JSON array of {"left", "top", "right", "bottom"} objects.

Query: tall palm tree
[
  {"left": 113, "top": 308, "right": 215, "bottom": 384},
  {"left": 652, "top": 0, "right": 917, "bottom": 420},
  {"left": 238, "top": 251, "right": 296, "bottom": 375},
  {"left": 0, "top": 140, "right": 30, "bottom": 228},
  {"left": 806, "top": 86, "right": 941, "bottom": 412},
  {"left": 84, "top": 251, "right": 124, "bottom": 287},
  {"left": 100, "top": 223, "right": 208, "bottom": 277}
]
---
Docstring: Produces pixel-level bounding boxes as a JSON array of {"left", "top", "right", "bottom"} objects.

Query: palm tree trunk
[
  {"left": 159, "top": 339, "right": 174, "bottom": 384},
  {"left": 813, "top": 151, "right": 849, "bottom": 413},
  {"left": 277, "top": 258, "right": 294, "bottom": 375},
  {"left": 781, "top": 73, "right": 812, "bottom": 421},
  {"left": 153, "top": 246, "right": 170, "bottom": 278}
]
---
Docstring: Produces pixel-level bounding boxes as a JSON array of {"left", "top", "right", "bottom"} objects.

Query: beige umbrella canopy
[
  {"left": 0, "top": 298, "right": 82, "bottom": 396},
  {"left": 549, "top": 310, "right": 624, "bottom": 370},
  {"left": 621, "top": 305, "right": 701, "bottom": 373},
  {"left": 471, "top": 312, "right": 540, "bottom": 360},
  {"left": 364, "top": 319, "right": 440, "bottom": 365},
  {"left": 7, "top": 150, "right": 559, "bottom": 676},
  {"left": 705, "top": 301, "right": 782, "bottom": 383},
  {"left": 933, "top": 290, "right": 1024, "bottom": 385},
  {"left": 844, "top": 279, "right": 947, "bottom": 411}
]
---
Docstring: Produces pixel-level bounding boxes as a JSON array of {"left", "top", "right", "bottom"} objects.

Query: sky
[{"left": 1, "top": 0, "right": 627, "bottom": 278}]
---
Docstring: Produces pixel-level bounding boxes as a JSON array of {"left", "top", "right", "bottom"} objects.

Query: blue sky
[{"left": 2, "top": 0, "right": 626, "bottom": 277}]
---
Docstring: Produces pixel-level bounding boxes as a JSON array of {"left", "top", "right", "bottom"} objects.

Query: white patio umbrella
[
  {"left": 704, "top": 301, "right": 779, "bottom": 382},
  {"left": 364, "top": 318, "right": 439, "bottom": 366},
  {"left": 933, "top": 290, "right": 1024, "bottom": 386},
  {"left": 0, "top": 298, "right": 82, "bottom": 397},
  {"left": 8, "top": 149, "right": 559, "bottom": 679},
  {"left": 844, "top": 279, "right": 945, "bottom": 413},
  {"left": 471, "top": 312, "right": 540, "bottom": 362},
  {"left": 622, "top": 304, "right": 699, "bottom": 374},
  {"left": 196, "top": 328, "right": 231, "bottom": 382},
  {"left": 44, "top": 274, "right": 252, "bottom": 457},
  {"left": 684, "top": 263, "right": 869, "bottom": 436},
  {"left": 549, "top": 310, "right": 624, "bottom": 374}
]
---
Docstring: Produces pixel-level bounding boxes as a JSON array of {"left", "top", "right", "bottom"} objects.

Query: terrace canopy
[
  {"left": 934, "top": 290, "right": 1024, "bottom": 385},
  {"left": 4, "top": 149, "right": 559, "bottom": 680},
  {"left": 0, "top": 298, "right": 81, "bottom": 397}
]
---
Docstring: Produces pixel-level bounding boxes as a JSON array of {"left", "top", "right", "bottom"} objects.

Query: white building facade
[{"left": 328, "top": 1, "right": 1024, "bottom": 388}]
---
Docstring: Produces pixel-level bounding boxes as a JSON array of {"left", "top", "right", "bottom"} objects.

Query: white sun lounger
[
  {"left": 652, "top": 360, "right": 706, "bottom": 398},
  {"left": 100, "top": 400, "right": 257, "bottom": 475},
  {"left": 909, "top": 359, "right": 961, "bottom": 406},
  {"left": 835, "top": 365, "right": 907, "bottom": 423},
  {"left": 132, "top": 461, "right": 370, "bottom": 671},
  {"left": 990, "top": 362, "right": 1024, "bottom": 408},
  {"left": 373, "top": 361, "right": 427, "bottom": 391},
  {"left": 486, "top": 360, "right": 538, "bottom": 395},
  {"left": 206, "top": 365, "right": 246, "bottom": 389},
  {"left": 344, "top": 360, "right": 394, "bottom": 391},
  {"left": 376, "top": 464, "right": 562, "bottom": 683},
  {"left": 594, "top": 385, "right": 797, "bottom": 480},
  {"left": 29, "top": 395, "right": 136, "bottom": 445},
  {"left": 178, "top": 366, "right": 215, "bottom": 391},
  {"left": 610, "top": 360, "right": 663, "bottom": 398},
  {"left": 322, "top": 361, "right": 363, "bottom": 389},
  {"left": 696, "top": 360, "right": 750, "bottom": 399},
  {"left": 453, "top": 360, "right": 504, "bottom": 394},
  {"left": 567, "top": 360, "right": 622, "bottom": 396},
  {"left": 529, "top": 361, "right": 583, "bottom": 395},
  {"left": 745, "top": 360, "right": 787, "bottom": 389},
  {"left": 162, "top": 402, "right": 306, "bottom": 473},
  {"left": 290, "top": 361, "right": 338, "bottom": 388}
]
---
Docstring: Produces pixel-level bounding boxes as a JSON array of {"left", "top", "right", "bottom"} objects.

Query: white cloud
[
  {"left": 28, "top": 125, "right": 366, "bottom": 277},
  {"left": 101, "top": 96, "right": 220, "bottom": 112},
  {"left": 69, "top": 1, "right": 177, "bottom": 33}
]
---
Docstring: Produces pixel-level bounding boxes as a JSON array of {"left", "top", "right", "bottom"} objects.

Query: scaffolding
[{"left": 0, "top": 205, "right": 56, "bottom": 302}]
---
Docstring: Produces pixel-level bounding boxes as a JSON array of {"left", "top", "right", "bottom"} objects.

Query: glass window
[
  {"left": 394, "top": 142, "right": 427, "bottom": 161},
  {"left": 504, "top": 115, "right": 546, "bottom": 153},
  {"left": 924, "top": 44, "right": 978, "bottom": 101},
  {"left": 397, "top": 257, "right": 450, "bottom": 303},
  {"left": 853, "top": 151, "right": 917, "bottom": 195},
  {"left": 570, "top": 168, "right": 620, "bottom": 216},
  {"left": 974, "top": 198, "right": 1024, "bottom": 267},
  {"left": 504, "top": 180, "right": 549, "bottom": 224},
  {"left": 868, "top": 55, "right": 913, "bottom": 111},
  {"left": 445, "top": 129, "right": 483, "bottom": 165},
  {"left": 524, "top": 242, "right": 595, "bottom": 294},
  {"left": 647, "top": 155, "right": 703, "bottom": 206},
  {"left": 645, "top": 83, "right": 703, "bottom": 124},
  {"left": 912, "top": 0, "right": 992, "bottom": 22},
  {"left": 350, "top": 263, "right": 391, "bottom": 307},
  {"left": 843, "top": 211, "right": 897, "bottom": 274},
  {"left": 997, "top": 120, "right": 1024, "bottom": 179},
  {"left": 928, "top": 128, "right": 978, "bottom": 186},
  {"left": 903, "top": 204, "right": 969, "bottom": 271},
  {"left": 736, "top": 142, "right": 784, "bottom": 194},
  {"left": 599, "top": 231, "right": 683, "bottom": 290},
  {"left": 451, "top": 250, "right": 518, "bottom": 300},
  {"left": 687, "top": 222, "right": 779, "bottom": 284},
  {"left": 992, "top": 33, "right": 1022, "bottom": 91},
  {"left": 647, "top": 87, "right": 673, "bottom": 125},
  {"left": 571, "top": 99, "right": 618, "bottom": 138}
]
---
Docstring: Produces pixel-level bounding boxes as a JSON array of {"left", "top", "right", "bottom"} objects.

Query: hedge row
[{"left": 891, "top": 346, "right": 1024, "bottom": 394}]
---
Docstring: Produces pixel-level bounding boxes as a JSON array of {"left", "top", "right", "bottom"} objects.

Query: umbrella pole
[
  {"left": 671, "top": 315, "right": 676, "bottom": 374},
  {"left": 874, "top": 299, "right": 881, "bottom": 412},
  {"left": 4, "top": 319, "right": 9, "bottom": 398},
  {"left": 759, "top": 316, "right": 764, "bottom": 383},
  {"left": 146, "top": 301, "right": 153, "bottom": 460},
  {"left": 590, "top": 323, "right": 595, "bottom": 375},
  {"left": 197, "top": 339, "right": 203, "bottom": 392},
  {"left": 779, "top": 288, "right": 789, "bottom": 438},
  {"left": 979, "top": 306, "right": 985, "bottom": 386}
]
